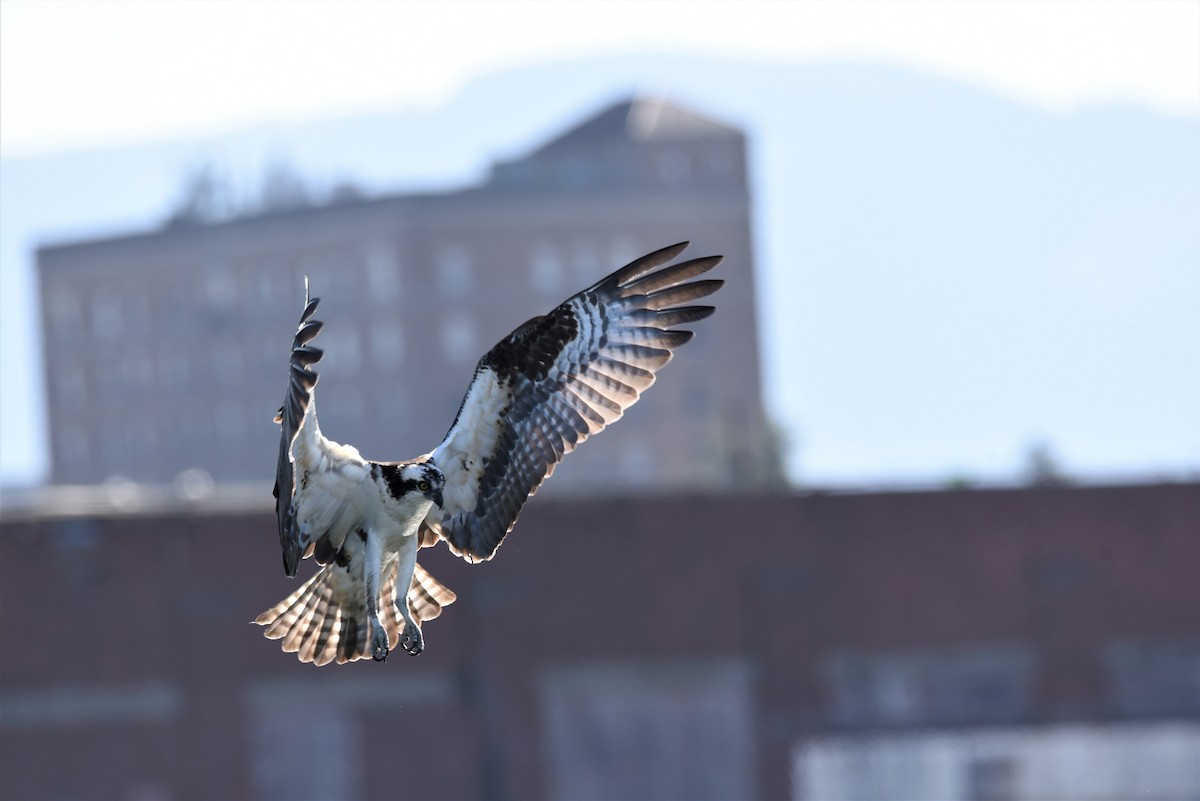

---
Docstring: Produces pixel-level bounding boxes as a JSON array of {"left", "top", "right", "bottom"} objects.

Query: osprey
[{"left": 255, "top": 242, "right": 722, "bottom": 665}]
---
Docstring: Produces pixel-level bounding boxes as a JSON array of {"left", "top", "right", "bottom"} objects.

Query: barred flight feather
[{"left": 427, "top": 242, "right": 722, "bottom": 563}]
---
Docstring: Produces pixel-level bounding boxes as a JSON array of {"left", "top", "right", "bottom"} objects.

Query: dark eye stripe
[{"left": 376, "top": 463, "right": 436, "bottom": 500}]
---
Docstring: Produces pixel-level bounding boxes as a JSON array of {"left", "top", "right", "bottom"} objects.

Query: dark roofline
[
  {"left": 4, "top": 479, "right": 1196, "bottom": 524},
  {"left": 36, "top": 95, "right": 745, "bottom": 258},
  {"left": 528, "top": 95, "right": 743, "bottom": 159},
  {"left": 34, "top": 188, "right": 461, "bottom": 259}
]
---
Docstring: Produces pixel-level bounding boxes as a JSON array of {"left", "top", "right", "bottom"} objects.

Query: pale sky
[{"left": 2, "top": 0, "right": 1198, "bottom": 156}]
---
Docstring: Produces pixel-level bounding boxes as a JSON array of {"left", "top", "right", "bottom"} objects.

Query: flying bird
[{"left": 255, "top": 242, "right": 722, "bottom": 665}]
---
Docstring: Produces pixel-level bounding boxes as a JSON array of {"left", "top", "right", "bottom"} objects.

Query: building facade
[
  {"left": 1, "top": 482, "right": 1198, "bottom": 800},
  {"left": 37, "top": 97, "right": 778, "bottom": 490}
]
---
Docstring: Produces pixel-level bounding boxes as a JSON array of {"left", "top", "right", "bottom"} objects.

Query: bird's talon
[
  {"left": 402, "top": 622, "right": 424, "bottom": 655},
  {"left": 370, "top": 626, "right": 389, "bottom": 661}
]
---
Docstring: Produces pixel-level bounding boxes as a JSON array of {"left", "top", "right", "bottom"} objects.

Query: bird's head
[
  {"left": 413, "top": 462, "right": 445, "bottom": 509},
  {"left": 379, "top": 461, "right": 445, "bottom": 509}
]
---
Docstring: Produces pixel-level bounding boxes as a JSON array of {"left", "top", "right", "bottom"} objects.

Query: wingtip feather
[{"left": 611, "top": 241, "right": 691, "bottom": 286}]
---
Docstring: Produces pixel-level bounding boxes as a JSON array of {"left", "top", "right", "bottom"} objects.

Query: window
[
  {"left": 123, "top": 289, "right": 151, "bottom": 335},
  {"left": 204, "top": 265, "right": 237, "bottom": 310},
  {"left": 1106, "top": 640, "right": 1200, "bottom": 716},
  {"left": 91, "top": 292, "right": 123, "bottom": 340},
  {"left": 250, "top": 706, "right": 360, "bottom": 801},
  {"left": 369, "top": 322, "right": 405, "bottom": 363},
  {"left": 336, "top": 391, "right": 365, "bottom": 424},
  {"left": 441, "top": 315, "right": 476, "bottom": 364},
  {"left": 436, "top": 244, "right": 472, "bottom": 299},
  {"left": 375, "top": 386, "right": 405, "bottom": 420},
  {"left": 159, "top": 350, "right": 193, "bottom": 390},
  {"left": 216, "top": 401, "right": 248, "bottom": 441},
  {"left": 620, "top": 444, "right": 655, "bottom": 483},
  {"left": 558, "top": 157, "right": 598, "bottom": 188},
  {"left": 53, "top": 364, "right": 86, "bottom": 406},
  {"left": 684, "top": 381, "right": 712, "bottom": 418},
  {"left": 48, "top": 287, "right": 76, "bottom": 323},
  {"left": 320, "top": 329, "right": 361, "bottom": 374},
  {"left": 214, "top": 343, "right": 244, "bottom": 383},
  {"left": 826, "top": 645, "right": 1035, "bottom": 727},
  {"left": 705, "top": 146, "right": 736, "bottom": 180},
  {"left": 47, "top": 287, "right": 78, "bottom": 342},
  {"left": 246, "top": 672, "right": 458, "bottom": 801},
  {"left": 570, "top": 239, "right": 600, "bottom": 285},
  {"left": 530, "top": 241, "right": 564, "bottom": 296},
  {"left": 793, "top": 723, "right": 1200, "bottom": 801},
  {"left": 658, "top": 149, "right": 690, "bottom": 187},
  {"left": 56, "top": 425, "right": 91, "bottom": 466},
  {"left": 246, "top": 335, "right": 276, "bottom": 373},
  {"left": 100, "top": 426, "right": 139, "bottom": 471},
  {"left": 118, "top": 352, "right": 153, "bottom": 390},
  {"left": 0, "top": 681, "right": 182, "bottom": 727},
  {"left": 304, "top": 253, "right": 358, "bottom": 308},
  {"left": 965, "top": 756, "right": 1017, "bottom": 801},
  {"left": 541, "top": 659, "right": 754, "bottom": 801},
  {"left": 609, "top": 237, "right": 639, "bottom": 271},
  {"left": 365, "top": 240, "right": 401, "bottom": 299}
]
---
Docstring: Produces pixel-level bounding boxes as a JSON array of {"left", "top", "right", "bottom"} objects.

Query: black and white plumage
[{"left": 255, "top": 242, "right": 722, "bottom": 665}]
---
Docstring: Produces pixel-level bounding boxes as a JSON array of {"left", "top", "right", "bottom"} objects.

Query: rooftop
[{"left": 532, "top": 96, "right": 742, "bottom": 157}]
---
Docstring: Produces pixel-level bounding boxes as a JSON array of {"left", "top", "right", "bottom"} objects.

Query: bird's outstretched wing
[
  {"left": 424, "top": 242, "right": 722, "bottom": 563},
  {"left": 273, "top": 279, "right": 370, "bottom": 577},
  {"left": 274, "top": 278, "right": 324, "bottom": 575}
]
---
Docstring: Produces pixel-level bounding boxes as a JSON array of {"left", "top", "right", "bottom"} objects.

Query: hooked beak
[{"left": 431, "top": 488, "right": 444, "bottom": 509}]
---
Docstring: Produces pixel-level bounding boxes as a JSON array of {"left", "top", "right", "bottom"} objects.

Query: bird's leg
[
  {"left": 393, "top": 533, "right": 424, "bottom": 655},
  {"left": 362, "top": 530, "right": 389, "bottom": 662}
]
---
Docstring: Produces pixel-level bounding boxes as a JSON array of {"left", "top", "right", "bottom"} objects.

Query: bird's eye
[{"left": 418, "top": 480, "right": 430, "bottom": 491}]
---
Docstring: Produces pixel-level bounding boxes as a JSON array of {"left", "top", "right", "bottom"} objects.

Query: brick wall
[{"left": 2, "top": 482, "right": 1198, "bottom": 800}]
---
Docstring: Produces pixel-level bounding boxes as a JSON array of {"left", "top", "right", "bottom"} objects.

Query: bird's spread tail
[
  {"left": 407, "top": 563, "right": 458, "bottom": 623},
  {"left": 254, "top": 561, "right": 456, "bottom": 666},
  {"left": 255, "top": 564, "right": 364, "bottom": 665}
]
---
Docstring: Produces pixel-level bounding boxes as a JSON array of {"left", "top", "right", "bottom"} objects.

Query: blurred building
[
  {"left": 2, "top": 482, "right": 1198, "bottom": 800},
  {"left": 36, "top": 96, "right": 778, "bottom": 491}
]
